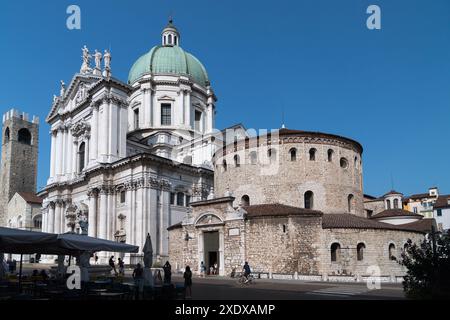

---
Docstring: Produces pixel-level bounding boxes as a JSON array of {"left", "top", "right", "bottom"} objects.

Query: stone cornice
[
  {"left": 213, "top": 130, "right": 363, "bottom": 161},
  {"left": 38, "top": 153, "right": 213, "bottom": 194}
]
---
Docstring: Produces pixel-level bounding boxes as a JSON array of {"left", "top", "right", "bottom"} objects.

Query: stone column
[
  {"left": 48, "top": 202, "right": 55, "bottom": 234},
  {"left": 125, "top": 185, "right": 133, "bottom": 246},
  {"left": 88, "top": 189, "right": 98, "bottom": 237},
  {"left": 142, "top": 185, "right": 149, "bottom": 248},
  {"left": 72, "top": 139, "right": 78, "bottom": 175},
  {"left": 160, "top": 188, "right": 170, "bottom": 256},
  {"left": 107, "top": 190, "right": 115, "bottom": 241},
  {"left": 90, "top": 104, "right": 99, "bottom": 161},
  {"left": 180, "top": 90, "right": 185, "bottom": 125},
  {"left": 100, "top": 100, "right": 109, "bottom": 162},
  {"left": 54, "top": 201, "right": 62, "bottom": 234},
  {"left": 60, "top": 129, "right": 66, "bottom": 175},
  {"left": 219, "top": 229, "right": 225, "bottom": 276},
  {"left": 49, "top": 131, "right": 57, "bottom": 178},
  {"left": 149, "top": 187, "right": 158, "bottom": 250},
  {"left": 185, "top": 90, "right": 191, "bottom": 128},
  {"left": 142, "top": 86, "right": 151, "bottom": 127},
  {"left": 55, "top": 129, "right": 63, "bottom": 176},
  {"left": 85, "top": 136, "right": 90, "bottom": 168},
  {"left": 108, "top": 102, "right": 118, "bottom": 161},
  {"left": 98, "top": 188, "right": 108, "bottom": 239},
  {"left": 131, "top": 187, "right": 137, "bottom": 246},
  {"left": 135, "top": 187, "right": 143, "bottom": 250},
  {"left": 67, "top": 131, "right": 73, "bottom": 177}
]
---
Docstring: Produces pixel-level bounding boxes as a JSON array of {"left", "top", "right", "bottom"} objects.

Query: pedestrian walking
[
  {"left": 132, "top": 263, "right": 144, "bottom": 299},
  {"left": 118, "top": 258, "right": 125, "bottom": 276},
  {"left": 200, "top": 261, "right": 206, "bottom": 278},
  {"left": 184, "top": 266, "right": 193, "bottom": 299},
  {"left": 163, "top": 261, "right": 172, "bottom": 284},
  {"left": 109, "top": 256, "right": 118, "bottom": 276}
]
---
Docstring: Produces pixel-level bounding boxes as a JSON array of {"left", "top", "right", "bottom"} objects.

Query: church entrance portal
[{"left": 203, "top": 231, "right": 219, "bottom": 275}]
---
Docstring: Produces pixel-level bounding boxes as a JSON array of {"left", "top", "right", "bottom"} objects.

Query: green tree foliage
[{"left": 401, "top": 230, "right": 450, "bottom": 299}]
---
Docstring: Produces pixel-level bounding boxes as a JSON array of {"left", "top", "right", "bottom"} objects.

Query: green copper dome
[{"left": 128, "top": 45, "right": 209, "bottom": 86}]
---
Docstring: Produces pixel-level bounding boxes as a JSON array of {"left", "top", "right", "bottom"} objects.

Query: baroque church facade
[{"left": 39, "top": 21, "right": 228, "bottom": 263}]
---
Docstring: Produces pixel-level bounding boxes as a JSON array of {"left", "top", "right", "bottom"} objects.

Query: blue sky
[{"left": 0, "top": 0, "right": 449, "bottom": 196}]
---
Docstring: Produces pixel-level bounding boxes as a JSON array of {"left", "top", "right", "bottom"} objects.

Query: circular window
[{"left": 340, "top": 157, "right": 348, "bottom": 169}]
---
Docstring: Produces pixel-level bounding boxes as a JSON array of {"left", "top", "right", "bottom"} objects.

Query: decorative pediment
[
  {"left": 157, "top": 95, "right": 175, "bottom": 101},
  {"left": 195, "top": 213, "right": 224, "bottom": 227},
  {"left": 46, "top": 74, "right": 102, "bottom": 121}
]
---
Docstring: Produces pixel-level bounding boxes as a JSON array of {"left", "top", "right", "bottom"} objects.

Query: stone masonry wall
[
  {"left": 214, "top": 137, "right": 364, "bottom": 216},
  {"left": 319, "top": 228, "right": 424, "bottom": 278},
  {"left": 245, "top": 215, "right": 323, "bottom": 275}
]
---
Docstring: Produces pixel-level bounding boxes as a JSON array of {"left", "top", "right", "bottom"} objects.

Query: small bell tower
[{"left": 161, "top": 19, "right": 180, "bottom": 47}]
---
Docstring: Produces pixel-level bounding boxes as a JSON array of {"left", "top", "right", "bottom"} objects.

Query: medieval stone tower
[{"left": 0, "top": 109, "right": 39, "bottom": 226}]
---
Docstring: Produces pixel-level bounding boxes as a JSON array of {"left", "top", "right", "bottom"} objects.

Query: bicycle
[{"left": 237, "top": 273, "right": 254, "bottom": 285}]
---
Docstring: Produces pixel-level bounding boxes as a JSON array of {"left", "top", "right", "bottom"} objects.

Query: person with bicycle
[{"left": 242, "top": 261, "right": 251, "bottom": 283}]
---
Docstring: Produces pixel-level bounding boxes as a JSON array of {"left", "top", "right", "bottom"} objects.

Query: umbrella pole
[{"left": 18, "top": 254, "right": 23, "bottom": 293}]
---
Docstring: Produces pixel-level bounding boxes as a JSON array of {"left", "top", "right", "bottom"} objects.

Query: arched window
[
  {"left": 222, "top": 160, "right": 227, "bottom": 172},
  {"left": 389, "top": 243, "right": 396, "bottom": 260},
  {"left": 393, "top": 199, "right": 399, "bottom": 209},
  {"left": 268, "top": 148, "right": 276, "bottom": 163},
  {"left": 17, "top": 216, "right": 23, "bottom": 229},
  {"left": 249, "top": 151, "right": 257, "bottom": 165},
  {"left": 234, "top": 155, "right": 240, "bottom": 167},
  {"left": 304, "top": 191, "right": 314, "bottom": 209},
  {"left": 33, "top": 215, "right": 42, "bottom": 230},
  {"left": 177, "top": 192, "right": 184, "bottom": 206},
  {"left": 331, "top": 243, "right": 341, "bottom": 262},
  {"left": 386, "top": 199, "right": 391, "bottom": 210},
  {"left": 18, "top": 128, "right": 31, "bottom": 145},
  {"left": 357, "top": 243, "right": 365, "bottom": 261},
  {"left": 354, "top": 156, "right": 358, "bottom": 168},
  {"left": 174, "top": 35, "right": 177, "bottom": 45},
  {"left": 309, "top": 148, "right": 316, "bottom": 161},
  {"left": 348, "top": 194, "right": 354, "bottom": 213},
  {"left": 168, "top": 34, "right": 172, "bottom": 45},
  {"left": 340, "top": 157, "right": 348, "bottom": 169},
  {"left": 241, "top": 195, "right": 250, "bottom": 206},
  {"left": 120, "top": 191, "right": 126, "bottom": 203},
  {"left": 133, "top": 108, "right": 139, "bottom": 129},
  {"left": 4, "top": 127, "right": 10, "bottom": 143},
  {"left": 78, "top": 142, "right": 86, "bottom": 172},
  {"left": 327, "top": 149, "right": 334, "bottom": 162},
  {"left": 289, "top": 148, "right": 297, "bottom": 161}
]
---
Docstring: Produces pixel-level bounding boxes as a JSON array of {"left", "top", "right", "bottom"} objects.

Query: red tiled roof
[
  {"left": 17, "top": 192, "right": 42, "bottom": 204},
  {"left": 370, "top": 209, "right": 423, "bottom": 220},
  {"left": 399, "top": 219, "right": 436, "bottom": 233},
  {"left": 434, "top": 195, "right": 450, "bottom": 209},
  {"left": 322, "top": 214, "right": 425, "bottom": 233},
  {"left": 244, "top": 203, "right": 323, "bottom": 218},
  {"left": 405, "top": 193, "right": 436, "bottom": 201},
  {"left": 383, "top": 190, "right": 403, "bottom": 197}
]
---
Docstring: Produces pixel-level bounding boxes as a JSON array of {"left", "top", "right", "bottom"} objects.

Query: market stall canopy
[
  {"left": 56, "top": 233, "right": 139, "bottom": 254},
  {"left": 0, "top": 227, "right": 139, "bottom": 255},
  {"left": 0, "top": 227, "right": 57, "bottom": 254}
]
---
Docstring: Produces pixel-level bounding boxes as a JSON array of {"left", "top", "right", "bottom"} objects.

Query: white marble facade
[{"left": 40, "top": 22, "right": 225, "bottom": 263}]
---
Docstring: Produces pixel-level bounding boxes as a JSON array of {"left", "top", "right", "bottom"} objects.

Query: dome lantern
[{"left": 162, "top": 19, "right": 180, "bottom": 47}]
